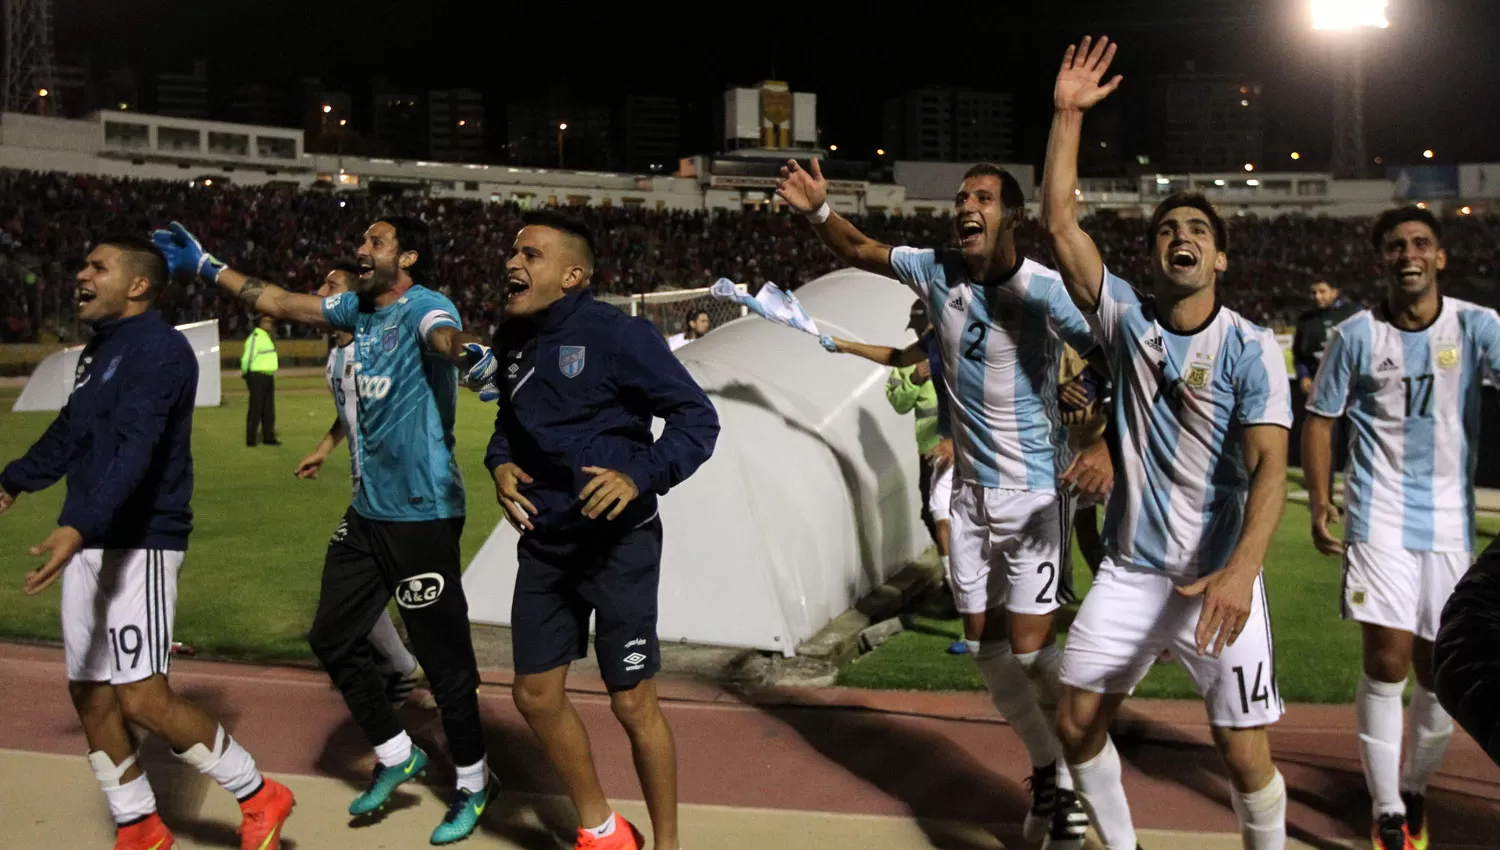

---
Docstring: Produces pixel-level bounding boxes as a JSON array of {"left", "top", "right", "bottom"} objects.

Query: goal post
[{"left": 598, "top": 284, "right": 749, "bottom": 338}]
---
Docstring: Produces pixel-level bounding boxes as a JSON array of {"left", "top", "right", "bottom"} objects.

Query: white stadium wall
[
  {"left": 463, "top": 269, "right": 931, "bottom": 655},
  {"left": 12, "top": 320, "right": 223, "bottom": 412}
]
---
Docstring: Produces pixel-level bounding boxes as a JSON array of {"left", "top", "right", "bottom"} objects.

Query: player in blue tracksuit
[
  {"left": 484, "top": 210, "right": 718, "bottom": 850},
  {"left": 151, "top": 217, "right": 502, "bottom": 845},
  {"left": 0, "top": 235, "right": 294, "bottom": 850}
]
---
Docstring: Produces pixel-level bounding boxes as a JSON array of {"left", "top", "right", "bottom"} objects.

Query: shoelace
[
  {"left": 1024, "top": 770, "right": 1058, "bottom": 812},
  {"left": 442, "top": 788, "right": 476, "bottom": 823}
]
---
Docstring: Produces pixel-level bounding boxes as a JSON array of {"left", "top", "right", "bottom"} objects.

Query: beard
[{"left": 362, "top": 262, "right": 398, "bottom": 295}]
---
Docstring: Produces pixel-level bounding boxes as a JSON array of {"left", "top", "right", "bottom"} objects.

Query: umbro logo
[
  {"left": 948, "top": 295, "right": 964, "bottom": 312},
  {"left": 1144, "top": 336, "right": 1164, "bottom": 353},
  {"left": 1376, "top": 357, "right": 1399, "bottom": 372}
]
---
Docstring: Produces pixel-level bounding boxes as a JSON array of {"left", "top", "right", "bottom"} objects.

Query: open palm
[
  {"left": 1055, "top": 35, "right": 1123, "bottom": 112},
  {"left": 774, "top": 158, "right": 827, "bottom": 213}
]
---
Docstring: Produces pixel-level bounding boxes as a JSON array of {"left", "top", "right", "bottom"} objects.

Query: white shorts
[
  {"left": 1060, "top": 557, "right": 1283, "bottom": 729},
  {"left": 928, "top": 462, "right": 954, "bottom": 523},
  {"left": 1342, "top": 542, "right": 1470, "bottom": 642},
  {"left": 947, "top": 485, "right": 1072, "bottom": 616},
  {"left": 62, "top": 549, "right": 183, "bottom": 685}
]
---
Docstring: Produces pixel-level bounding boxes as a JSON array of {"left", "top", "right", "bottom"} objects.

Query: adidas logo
[
  {"left": 1144, "top": 335, "right": 1164, "bottom": 353},
  {"left": 1376, "top": 357, "right": 1399, "bottom": 372},
  {"left": 948, "top": 295, "right": 965, "bottom": 312}
]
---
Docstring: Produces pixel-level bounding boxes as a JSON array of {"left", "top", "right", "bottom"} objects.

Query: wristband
[{"left": 806, "top": 202, "right": 831, "bottom": 224}]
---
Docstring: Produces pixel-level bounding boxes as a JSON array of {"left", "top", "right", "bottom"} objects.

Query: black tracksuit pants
[{"left": 307, "top": 508, "right": 484, "bottom": 766}]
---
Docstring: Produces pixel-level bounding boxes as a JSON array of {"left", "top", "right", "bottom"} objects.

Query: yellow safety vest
[{"left": 241, "top": 328, "right": 279, "bottom": 374}]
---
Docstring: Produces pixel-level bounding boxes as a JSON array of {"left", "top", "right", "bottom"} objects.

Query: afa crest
[
  {"left": 1437, "top": 344, "right": 1459, "bottom": 369},
  {"left": 381, "top": 325, "right": 399, "bottom": 353},
  {"left": 1185, "top": 364, "right": 1211, "bottom": 389},
  {"left": 559, "top": 346, "right": 586, "bottom": 379}
]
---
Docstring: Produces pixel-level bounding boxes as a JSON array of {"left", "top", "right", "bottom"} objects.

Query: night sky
[{"left": 54, "top": 0, "right": 1500, "bottom": 170}]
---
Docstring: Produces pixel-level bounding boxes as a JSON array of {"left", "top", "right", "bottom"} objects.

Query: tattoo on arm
[{"left": 238, "top": 278, "right": 268, "bottom": 309}]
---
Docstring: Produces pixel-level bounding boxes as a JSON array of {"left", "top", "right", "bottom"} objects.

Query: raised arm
[
  {"left": 1041, "top": 36, "right": 1122, "bottom": 311},
  {"left": 151, "top": 222, "right": 329, "bottom": 326},
  {"left": 826, "top": 337, "right": 927, "bottom": 368},
  {"left": 775, "top": 159, "right": 895, "bottom": 277}
]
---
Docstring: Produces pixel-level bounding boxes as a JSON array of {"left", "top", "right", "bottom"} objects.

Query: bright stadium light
[
  {"left": 829, "top": 144, "right": 838, "bottom": 151},
  {"left": 1423, "top": 149, "right": 1434, "bottom": 159},
  {"left": 558, "top": 122, "right": 567, "bottom": 131},
  {"left": 1244, "top": 163, "right": 1255, "bottom": 172},
  {"left": 877, "top": 148, "right": 886, "bottom": 156},
  {"left": 338, "top": 119, "right": 346, "bottom": 126},
  {"left": 322, "top": 104, "right": 332, "bottom": 114},
  {"left": 37, "top": 88, "right": 48, "bottom": 97},
  {"left": 1311, "top": 0, "right": 1389, "bottom": 30},
  {"left": 1460, "top": 206, "right": 1473, "bottom": 215},
  {"left": 1291, "top": 151, "right": 1301, "bottom": 160}
]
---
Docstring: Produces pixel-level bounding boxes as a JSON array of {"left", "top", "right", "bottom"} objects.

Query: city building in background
[
  {"left": 1151, "top": 64, "right": 1265, "bottom": 172},
  {"left": 623, "top": 95, "right": 681, "bottom": 173},
  {"left": 152, "top": 59, "right": 210, "bottom": 120},
  {"left": 720, "top": 81, "right": 817, "bottom": 154},
  {"left": 882, "top": 87, "right": 1013, "bottom": 163},
  {"left": 427, "top": 88, "right": 484, "bottom": 163}
]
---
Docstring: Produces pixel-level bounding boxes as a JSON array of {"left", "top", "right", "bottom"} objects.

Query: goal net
[{"left": 599, "top": 284, "right": 749, "bottom": 339}]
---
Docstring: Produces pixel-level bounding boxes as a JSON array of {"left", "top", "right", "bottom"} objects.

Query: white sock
[
  {"left": 374, "top": 730, "right": 414, "bottom": 769},
  {"left": 368, "top": 609, "right": 418, "bottom": 677},
  {"left": 1070, "top": 736, "right": 1136, "bottom": 850},
  {"left": 174, "top": 725, "right": 264, "bottom": 801},
  {"left": 89, "top": 751, "right": 158, "bottom": 825},
  {"left": 1356, "top": 674, "right": 1406, "bottom": 817},
  {"left": 973, "top": 641, "right": 1056, "bottom": 769},
  {"left": 1230, "top": 769, "right": 1287, "bottom": 850},
  {"left": 1014, "top": 643, "right": 1071, "bottom": 790},
  {"left": 1401, "top": 685, "right": 1454, "bottom": 796},
  {"left": 455, "top": 756, "right": 488, "bottom": 794},
  {"left": 585, "top": 812, "right": 617, "bottom": 838}
]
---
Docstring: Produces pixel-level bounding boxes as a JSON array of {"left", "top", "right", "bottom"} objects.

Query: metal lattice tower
[
  {"left": 1330, "top": 35, "right": 1369, "bottom": 179},
  {"left": 2, "top": 0, "right": 57, "bottom": 114}
]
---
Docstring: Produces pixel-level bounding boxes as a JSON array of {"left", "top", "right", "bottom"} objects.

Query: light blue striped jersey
[
  {"left": 1308, "top": 297, "right": 1500, "bottom": 553},
  {"left": 321, "top": 285, "right": 466, "bottom": 521},
  {"left": 323, "top": 340, "right": 361, "bottom": 500},
  {"left": 889, "top": 247, "right": 1097, "bottom": 490},
  {"left": 1091, "top": 270, "right": 1293, "bottom": 578}
]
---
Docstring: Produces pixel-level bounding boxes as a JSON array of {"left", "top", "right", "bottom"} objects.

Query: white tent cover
[
  {"left": 12, "top": 319, "right": 223, "bottom": 412},
  {"left": 463, "top": 269, "right": 932, "bottom": 656}
]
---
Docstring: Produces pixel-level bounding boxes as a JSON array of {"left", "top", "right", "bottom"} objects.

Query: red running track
[{"left": 2, "top": 642, "right": 1498, "bottom": 847}]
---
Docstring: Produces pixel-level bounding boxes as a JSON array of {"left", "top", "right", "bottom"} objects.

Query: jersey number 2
[{"left": 964, "top": 322, "right": 987, "bottom": 361}]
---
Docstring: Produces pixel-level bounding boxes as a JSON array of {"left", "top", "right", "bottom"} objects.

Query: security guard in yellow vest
[{"left": 241, "top": 315, "right": 280, "bottom": 446}]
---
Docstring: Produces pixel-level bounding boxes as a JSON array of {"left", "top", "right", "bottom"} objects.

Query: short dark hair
[
  {"left": 326, "top": 259, "right": 361, "bottom": 278},
  {"left": 521, "top": 209, "right": 597, "bottom": 269},
  {"left": 961, "top": 163, "right": 1026, "bottom": 214},
  {"left": 373, "top": 215, "right": 433, "bottom": 284},
  {"left": 684, "top": 309, "right": 709, "bottom": 329},
  {"left": 1148, "top": 192, "right": 1227, "bottom": 252},
  {"left": 1371, "top": 206, "right": 1443, "bottom": 251},
  {"left": 99, "top": 234, "right": 167, "bottom": 296}
]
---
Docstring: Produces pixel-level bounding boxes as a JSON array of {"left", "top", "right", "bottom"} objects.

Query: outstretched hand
[
  {"left": 25, "top": 526, "right": 82, "bottom": 596},
  {"left": 150, "top": 221, "right": 225, "bottom": 281},
  {"left": 775, "top": 159, "right": 827, "bottom": 214},
  {"left": 1055, "top": 35, "right": 1123, "bottom": 113}
]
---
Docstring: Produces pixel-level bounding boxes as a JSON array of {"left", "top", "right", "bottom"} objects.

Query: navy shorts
[{"left": 511, "top": 516, "right": 662, "bottom": 689}]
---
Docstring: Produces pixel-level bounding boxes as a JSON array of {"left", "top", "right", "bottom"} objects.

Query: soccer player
[
  {"left": 666, "top": 309, "right": 711, "bottom": 351},
  {"left": 1303, "top": 205, "right": 1500, "bottom": 850},
  {"left": 486, "top": 210, "right": 720, "bottom": 850},
  {"left": 821, "top": 300, "right": 955, "bottom": 585},
  {"left": 0, "top": 236, "right": 294, "bottom": 850},
  {"left": 1043, "top": 36, "right": 1290, "bottom": 850},
  {"left": 779, "top": 158, "right": 1110, "bottom": 847},
  {"left": 293, "top": 259, "right": 425, "bottom": 710},
  {"left": 151, "top": 217, "right": 500, "bottom": 844}
]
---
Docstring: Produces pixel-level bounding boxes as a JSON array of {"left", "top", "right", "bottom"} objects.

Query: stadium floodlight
[
  {"left": 1291, "top": 151, "right": 1301, "bottom": 160},
  {"left": 1310, "top": 0, "right": 1389, "bottom": 30},
  {"left": 1423, "top": 149, "right": 1434, "bottom": 159},
  {"left": 322, "top": 104, "right": 331, "bottom": 113}
]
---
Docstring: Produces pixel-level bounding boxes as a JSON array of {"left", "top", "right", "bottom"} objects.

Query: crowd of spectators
[{"left": 0, "top": 169, "right": 1495, "bottom": 344}]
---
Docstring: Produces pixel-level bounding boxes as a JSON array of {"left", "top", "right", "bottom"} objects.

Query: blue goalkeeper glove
[
  {"left": 478, "top": 382, "right": 501, "bottom": 404},
  {"left": 150, "top": 221, "right": 226, "bottom": 282},
  {"left": 460, "top": 342, "right": 497, "bottom": 390}
]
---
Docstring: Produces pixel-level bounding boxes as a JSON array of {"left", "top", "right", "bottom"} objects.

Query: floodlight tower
[
  {"left": 2, "top": 0, "right": 57, "bottom": 114},
  {"left": 1312, "top": 0, "right": 1389, "bottom": 178}
]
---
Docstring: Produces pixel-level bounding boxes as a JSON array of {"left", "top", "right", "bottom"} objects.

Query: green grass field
[
  {"left": 0, "top": 377, "right": 503, "bottom": 663},
  {"left": 1, "top": 378, "right": 1491, "bottom": 703}
]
